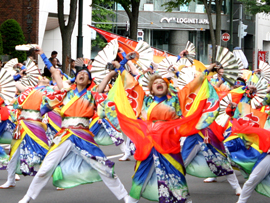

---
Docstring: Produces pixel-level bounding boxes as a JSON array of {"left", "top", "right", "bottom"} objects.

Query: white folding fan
[
  {"left": 176, "top": 65, "right": 197, "bottom": 90},
  {"left": 184, "top": 41, "right": 196, "bottom": 63},
  {"left": 3, "top": 58, "right": 19, "bottom": 75},
  {"left": 215, "top": 93, "right": 232, "bottom": 127},
  {"left": 15, "top": 44, "right": 38, "bottom": 51},
  {"left": 0, "top": 69, "right": 16, "bottom": 104},
  {"left": 247, "top": 78, "right": 268, "bottom": 109},
  {"left": 138, "top": 72, "right": 154, "bottom": 95},
  {"left": 91, "top": 39, "right": 119, "bottom": 84},
  {"left": 20, "top": 57, "right": 41, "bottom": 87},
  {"left": 215, "top": 46, "right": 239, "bottom": 85},
  {"left": 258, "top": 60, "right": 270, "bottom": 82}
]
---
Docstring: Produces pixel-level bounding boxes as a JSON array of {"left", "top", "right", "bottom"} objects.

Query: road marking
[{"left": 107, "top": 153, "right": 124, "bottom": 159}]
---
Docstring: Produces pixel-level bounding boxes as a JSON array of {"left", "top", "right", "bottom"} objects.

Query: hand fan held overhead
[
  {"left": 258, "top": 60, "right": 270, "bottom": 82},
  {"left": 247, "top": 78, "right": 268, "bottom": 109},
  {"left": 19, "top": 57, "right": 41, "bottom": 87},
  {"left": 184, "top": 41, "right": 196, "bottom": 64},
  {"left": 215, "top": 45, "right": 239, "bottom": 84},
  {"left": 91, "top": 39, "right": 119, "bottom": 84},
  {"left": 215, "top": 93, "right": 232, "bottom": 127},
  {"left": 15, "top": 44, "right": 39, "bottom": 51},
  {"left": 0, "top": 69, "right": 16, "bottom": 104}
]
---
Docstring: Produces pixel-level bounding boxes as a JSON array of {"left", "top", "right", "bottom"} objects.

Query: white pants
[
  {"left": 6, "top": 147, "right": 20, "bottom": 183},
  {"left": 237, "top": 154, "right": 270, "bottom": 203},
  {"left": 184, "top": 144, "right": 240, "bottom": 190},
  {"left": 26, "top": 140, "right": 127, "bottom": 200}
]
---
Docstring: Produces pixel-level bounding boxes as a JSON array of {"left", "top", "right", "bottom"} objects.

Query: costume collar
[{"left": 154, "top": 95, "right": 167, "bottom": 103}]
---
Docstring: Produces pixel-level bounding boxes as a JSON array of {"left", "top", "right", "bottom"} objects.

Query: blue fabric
[
  {"left": 154, "top": 95, "right": 167, "bottom": 103},
  {"left": 70, "top": 77, "right": 75, "bottom": 83},
  {"left": 90, "top": 121, "right": 102, "bottom": 136},
  {"left": 117, "top": 58, "right": 128, "bottom": 73},
  {"left": 176, "top": 71, "right": 180, "bottom": 77},
  {"left": 177, "top": 55, "right": 181, "bottom": 61},
  {"left": 40, "top": 104, "right": 53, "bottom": 116},
  {"left": 41, "top": 53, "right": 53, "bottom": 70},
  {"left": 21, "top": 65, "right": 26, "bottom": 70},
  {"left": 121, "top": 52, "right": 127, "bottom": 58},
  {"left": 0, "top": 120, "right": 8, "bottom": 135},
  {"left": 13, "top": 74, "right": 21, "bottom": 81}
]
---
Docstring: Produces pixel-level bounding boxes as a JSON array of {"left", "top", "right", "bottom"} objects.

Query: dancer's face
[
  {"left": 75, "top": 70, "right": 91, "bottom": 86},
  {"left": 151, "top": 78, "right": 168, "bottom": 97}
]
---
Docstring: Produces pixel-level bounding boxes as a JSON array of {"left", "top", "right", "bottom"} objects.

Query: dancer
[
  {"left": 107, "top": 52, "right": 219, "bottom": 202},
  {"left": 18, "top": 47, "right": 129, "bottom": 203}
]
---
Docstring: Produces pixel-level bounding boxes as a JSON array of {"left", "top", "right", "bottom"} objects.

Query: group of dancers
[{"left": 0, "top": 39, "right": 269, "bottom": 203}]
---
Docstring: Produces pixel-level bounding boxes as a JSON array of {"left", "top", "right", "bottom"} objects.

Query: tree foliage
[
  {"left": 239, "top": 0, "right": 270, "bottom": 15},
  {"left": 0, "top": 19, "right": 26, "bottom": 62},
  {"left": 163, "top": 0, "right": 224, "bottom": 62},
  {"left": 91, "top": 0, "right": 115, "bottom": 48},
  {"left": 0, "top": 32, "right": 3, "bottom": 55}
]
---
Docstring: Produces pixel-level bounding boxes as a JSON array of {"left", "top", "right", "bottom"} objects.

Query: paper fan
[
  {"left": 215, "top": 93, "right": 232, "bottom": 127},
  {"left": 75, "top": 58, "right": 91, "bottom": 67},
  {"left": 3, "top": 58, "right": 19, "bottom": 75},
  {"left": 258, "top": 60, "right": 270, "bottom": 82},
  {"left": 133, "top": 41, "right": 153, "bottom": 71},
  {"left": 20, "top": 57, "right": 41, "bottom": 87},
  {"left": 138, "top": 72, "right": 153, "bottom": 95},
  {"left": 247, "top": 78, "right": 268, "bottom": 109},
  {"left": 176, "top": 66, "right": 196, "bottom": 90},
  {"left": 91, "top": 39, "right": 119, "bottom": 84},
  {"left": 215, "top": 46, "right": 239, "bottom": 84},
  {"left": 15, "top": 44, "right": 38, "bottom": 51},
  {"left": 184, "top": 41, "right": 196, "bottom": 63},
  {"left": 0, "top": 69, "right": 16, "bottom": 104}
]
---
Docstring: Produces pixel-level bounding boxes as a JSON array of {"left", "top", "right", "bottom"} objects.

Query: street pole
[
  {"left": 238, "top": 4, "right": 242, "bottom": 48},
  {"left": 229, "top": 0, "right": 233, "bottom": 51},
  {"left": 77, "top": 0, "right": 83, "bottom": 58}
]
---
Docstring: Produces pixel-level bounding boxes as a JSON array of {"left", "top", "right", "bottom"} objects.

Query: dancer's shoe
[
  {"left": 15, "top": 174, "right": 20, "bottom": 181},
  {"left": 0, "top": 181, "right": 15, "bottom": 189},
  {"left": 18, "top": 194, "right": 31, "bottom": 203},
  {"left": 203, "top": 177, "right": 217, "bottom": 183},
  {"left": 235, "top": 187, "right": 242, "bottom": 196},
  {"left": 119, "top": 153, "right": 131, "bottom": 161}
]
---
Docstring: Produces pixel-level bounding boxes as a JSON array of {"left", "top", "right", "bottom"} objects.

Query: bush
[{"left": 0, "top": 19, "right": 26, "bottom": 62}]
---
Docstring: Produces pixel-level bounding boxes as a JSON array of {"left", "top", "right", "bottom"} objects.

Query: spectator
[{"left": 49, "top": 51, "right": 62, "bottom": 68}]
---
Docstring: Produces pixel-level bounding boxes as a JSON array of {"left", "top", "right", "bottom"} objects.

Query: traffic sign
[{"left": 222, "top": 33, "right": 230, "bottom": 42}]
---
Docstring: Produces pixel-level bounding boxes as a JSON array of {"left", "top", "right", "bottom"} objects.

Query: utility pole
[
  {"left": 229, "top": 0, "right": 233, "bottom": 51},
  {"left": 77, "top": 0, "right": 83, "bottom": 58},
  {"left": 238, "top": 4, "right": 242, "bottom": 48}
]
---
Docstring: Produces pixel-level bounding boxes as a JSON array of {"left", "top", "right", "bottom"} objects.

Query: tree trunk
[
  {"left": 215, "top": 0, "right": 222, "bottom": 46},
  {"left": 204, "top": 0, "right": 216, "bottom": 63},
  {"left": 57, "top": 0, "right": 78, "bottom": 74},
  {"left": 120, "top": 0, "right": 140, "bottom": 41}
]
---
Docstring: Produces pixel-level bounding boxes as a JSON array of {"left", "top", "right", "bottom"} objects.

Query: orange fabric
[
  {"left": 23, "top": 90, "right": 43, "bottom": 110},
  {"left": 0, "top": 106, "right": 10, "bottom": 121},
  {"left": 116, "top": 100, "right": 206, "bottom": 161},
  {"left": 232, "top": 119, "right": 270, "bottom": 153},
  {"left": 64, "top": 98, "right": 95, "bottom": 118}
]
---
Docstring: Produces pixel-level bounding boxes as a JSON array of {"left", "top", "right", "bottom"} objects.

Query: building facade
[
  {"left": 0, "top": 0, "right": 92, "bottom": 71},
  {"left": 104, "top": 0, "right": 255, "bottom": 66}
]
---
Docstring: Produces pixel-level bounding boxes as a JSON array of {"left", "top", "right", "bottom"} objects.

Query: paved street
[{"left": 0, "top": 144, "right": 269, "bottom": 203}]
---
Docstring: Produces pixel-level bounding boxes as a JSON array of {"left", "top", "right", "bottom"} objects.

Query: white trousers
[
  {"left": 184, "top": 144, "right": 240, "bottom": 190},
  {"left": 237, "top": 154, "right": 270, "bottom": 203},
  {"left": 26, "top": 140, "right": 127, "bottom": 200},
  {"left": 6, "top": 147, "right": 20, "bottom": 183}
]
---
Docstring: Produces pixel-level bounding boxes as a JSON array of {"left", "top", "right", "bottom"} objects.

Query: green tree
[
  {"left": 239, "top": 0, "right": 270, "bottom": 15},
  {"left": 0, "top": 32, "right": 3, "bottom": 55},
  {"left": 163, "top": 0, "right": 224, "bottom": 62},
  {"left": 0, "top": 19, "right": 26, "bottom": 62},
  {"left": 91, "top": 0, "right": 115, "bottom": 48}
]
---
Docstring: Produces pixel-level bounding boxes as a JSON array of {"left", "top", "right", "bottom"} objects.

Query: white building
[{"left": 38, "top": 0, "right": 92, "bottom": 71}]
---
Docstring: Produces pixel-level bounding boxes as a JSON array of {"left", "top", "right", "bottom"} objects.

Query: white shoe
[
  {"left": 15, "top": 174, "right": 20, "bottom": 181},
  {"left": 18, "top": 194, "right": 31, "bottom": 203},
  {"left": 56, "top": 187, "right": 65, "bottom": 190},
  {"left": 204, "top": 177, "right": 217, "bottom": 183},
  {"left": 124, "top": 195, "right": 138, "bottom": 203},
  {"left": 119, "top": 153, "right": 131, "bottom": 161},
  {"left": 0, "top": 181, "right": 16, "bottom": 189},
  {"left": 235, "top": 187, "right": 242, "bottom": 196}
]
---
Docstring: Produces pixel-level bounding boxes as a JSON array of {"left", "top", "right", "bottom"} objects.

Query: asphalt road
[{"left": 0, "top": 144, "right": 269, "bottom": 203}]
